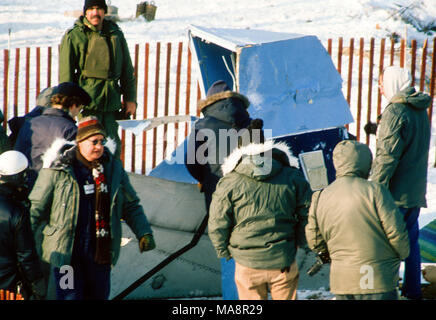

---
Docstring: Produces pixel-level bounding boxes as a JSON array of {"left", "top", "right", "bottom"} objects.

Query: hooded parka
[
  {"left": 14, "top": 108, "right": 78, "bottom": 189},
  {"left": 59, "top": 16, "right": 136, "bottom": 113},
  {"left": 208, "top": 140, "right": 312, "bottom": 270},
  {"left": 370, "top": 87, "right": 431, "bottom": 208},
  {"left": 306, "top": 140, "right": 410, "bottom": 295},
  {"left": 29, "top": 139, "right": 152, "bottom": 268}
]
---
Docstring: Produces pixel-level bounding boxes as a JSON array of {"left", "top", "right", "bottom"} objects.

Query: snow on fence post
[
  {"left": 142, "top": 43, "right": 150, "bottom": 175},
  {"left": 36, "top": 47, "right": 40, "bottom": 98},
  {"left": 25, "top": 47, "right": 30, "bottom": 114},
  {"left": 411, "top": 39, "right": 417, "bottom": 86},
  {"left": 47, "top": 46, "right": 52, "bottom": 88},
  {"left": 337, "top": 37, "right": 343, "bottom": 75},
  {"left": 390, "top": 38, "right": 395, "bottom": 66},
  {"left": 13, "top": 48, "right": 20, "bottom": 118},
  {"left": 420, "top": 39, "right": 428, "bottom": 93},
  {"left": 356, "top": 37, "right": 364, "bottom": 142},
  {"left": 163, "top": 42, "right": 171, "bottom": 162},
  {"left": 345, "top": 38, "right": 354, "bottom": 131},
  {"left": 400, "top": 39, "right": 406, "bottom": 68},
  {"left": 366, "top": 37, "right": 375, "bottom": 146},
  {"left": 184, "top": 46, "right": 192, "bottom": 138},
  {"left": 2, "top": 49, "right": 8, "bottom": 129},
  {"left": 174, "top": 42, "right": 183, "bottom": 151},
  {"left": 376, "top": 38, "right": 385, "bottom": 118},
  {"left": 152, "top": 42, "right": 161, "bottom": 170}
]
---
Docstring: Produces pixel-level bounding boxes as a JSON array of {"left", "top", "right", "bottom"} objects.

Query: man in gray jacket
[
  {"left": 370, "top": 66, "right": 431, "bottom": 300},
  {"left": 306, "top": 140, "right": 409, "bottom": 300}
]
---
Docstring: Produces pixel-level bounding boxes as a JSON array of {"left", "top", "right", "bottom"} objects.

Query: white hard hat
[{"left": 0, "top": 150, "right": 29, "bottom": 176}]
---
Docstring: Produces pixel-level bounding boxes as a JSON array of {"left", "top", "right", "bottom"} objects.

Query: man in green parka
[
  {"left": 208, "top": 119, "right": 312, "bottom": 300},
  {"left": 370, "top": 66, "right": 431, "bottom": 300},
  {"left": 29, "top": 117, "right": 155, "bottom": 300},
  {"left": 306, "top": 140, "right": 410, "bottom": 300},
  {"left": 59, "top": 0, "right": 136, "bottom": 159}
]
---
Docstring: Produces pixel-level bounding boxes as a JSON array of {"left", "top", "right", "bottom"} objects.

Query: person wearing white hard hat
[{"left": 0, "top": 151, "right": 46, "bottom": 299}]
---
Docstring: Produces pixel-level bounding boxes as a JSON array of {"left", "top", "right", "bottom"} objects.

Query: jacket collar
[
  {"left": 198, "top": 91, "right": 250, "bottom": 113},
  {"left": 221, "top": 140, "right": 299, "bottom": 176},
  {"left": 41, "top": 137, "right": 117, "bottom": 169}
]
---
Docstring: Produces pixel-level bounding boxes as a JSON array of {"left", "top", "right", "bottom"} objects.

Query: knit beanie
[
  {"left": 76, "top": 116, "right": 107, "bottom": 142},
  {"left": 83, "top": 0, "right": 108, "bottom": 14},
  {"left": 206, "top": 80, "right": 230, "bottom": 97}
]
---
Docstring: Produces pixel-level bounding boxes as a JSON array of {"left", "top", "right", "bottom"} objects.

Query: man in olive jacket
[
  {"left": 208, "top": 126, "right": 312, "bottom": 300},
  {"left": 370, "top": 66, "right": 431, "bottom": 300},
  {"left": 306, "top": 140, "right": 410, "bottom": 300},
  {"left": 29, "top": 117, "right": 155, "bottom": 300},
  {"left": 59, "top": 0, "right": 137, "bottom": 159}
]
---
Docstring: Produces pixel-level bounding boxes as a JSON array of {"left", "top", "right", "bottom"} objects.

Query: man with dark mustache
[{"left": 59, "top": 0, "right": 136, "bottom": 159}]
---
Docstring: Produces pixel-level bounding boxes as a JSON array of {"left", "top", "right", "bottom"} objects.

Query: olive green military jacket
[
  {"left": 59, "top": 17, "right": 136, "bottom": 113},
  {"left": 29, "top": 139, "right": 152, "bottom": 267},
  {"left": 370, "top": 87, "right": 431, "bottom": 208},
  {"left": 208, "top": 141, "right": 312, "bottom": 270}
]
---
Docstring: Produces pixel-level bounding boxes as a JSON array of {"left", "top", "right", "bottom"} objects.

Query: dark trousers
[
  {"left": 53, "top": 254, "right": 111, "bottom": 300},
  {"left": 399, "top": 207, "right": 422, "bottom": 300}
]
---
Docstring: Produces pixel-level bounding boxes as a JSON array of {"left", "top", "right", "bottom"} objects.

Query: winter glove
[
  {"left": 364, "top": 121, "right": 378, "bottom": 135},
  {"left": 139, "top": 234, "right": 156, "bottom": 253},
  {"left": 423, "top": 265, "right": 436, "bottom": 283},
  {"left": 31, "top": 277, "right": 47, "bottom": 300}
]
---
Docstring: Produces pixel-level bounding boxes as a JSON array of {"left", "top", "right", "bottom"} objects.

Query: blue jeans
[
  {"left": 399, "top": 207, "right": 422, "bottom": 300},
  {"left": 53, "top": 255, "right": 111, "bottom": 300}
]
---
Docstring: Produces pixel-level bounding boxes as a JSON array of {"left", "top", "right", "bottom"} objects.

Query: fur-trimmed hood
[
  {"left": 221, "top": 140, "right": 299, "bottom": 177},
  {"left": 198, "top": 91, "right": 250, "bottom": 113},
  {"left": 41, "top": 137, "right": 117, "bottom": 169}
]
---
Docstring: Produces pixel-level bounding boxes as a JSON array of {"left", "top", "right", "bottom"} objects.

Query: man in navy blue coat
[{"left": 15, "top": 82, "right": 91, "bottom": 189}]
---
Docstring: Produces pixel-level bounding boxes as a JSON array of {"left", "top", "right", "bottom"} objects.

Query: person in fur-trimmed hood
[
  {"left": 29, "top": 117, "right": 155, "bottom": 300},
  {"left": 185, "top": 80, "right": 251, "bottom": 212},
  {"left": 306, "top": 140, "right": 409, "bottom": 300},
  {"left": 208, "top": 119, "right": 312, "bottom": 300}
]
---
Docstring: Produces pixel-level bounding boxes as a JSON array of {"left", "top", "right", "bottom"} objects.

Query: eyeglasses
[{"left": 89, "top": 138, "right": 107, "bottom": 146}]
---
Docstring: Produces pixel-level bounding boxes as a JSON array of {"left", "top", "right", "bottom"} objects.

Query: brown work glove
[
  {"left": 364, "top": 121, "right": 378, "bottom": 135},
  {"left": 139, "top": 234, "right": 156, "bottom": 253}
]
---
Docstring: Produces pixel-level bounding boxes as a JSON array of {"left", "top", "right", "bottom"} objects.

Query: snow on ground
[
  {"left": 0, "top": 0, "right": 435, "bottom": 49},
  {"left": 0, "top": 0, "right": 435, "bottom": 299}
]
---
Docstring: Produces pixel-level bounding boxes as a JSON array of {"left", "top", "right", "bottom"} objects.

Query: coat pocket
[{"left": 42, "top": 224, "right": 57, "bottom": 236}]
